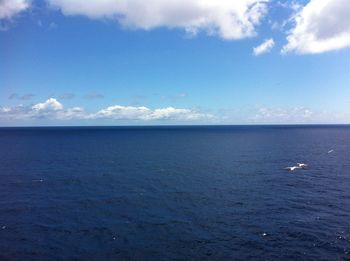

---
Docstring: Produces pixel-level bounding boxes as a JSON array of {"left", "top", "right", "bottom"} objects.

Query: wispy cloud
[
  {"left": 59, "top": 93, "right": 75, "bottom": 100},
  {"left": 8, "top": 93, "right": 35, "bottom": 101},
  {"left": 250, "top": 106, "right": 350, "bottom": 124},
  {"left": 48, "top": 21, "right": 57, "bottom": 30},
  {"left": 207, "top": 106, "right": 350, "bottom": 124},
  {"left": 130, "top": 95, "right": 148, "bottom": 106},
  {"left": 160, "top": 93, "right": 188, "bottom": 102},
  {"left": 83, "top": 93, "right": 104, "bottom": 100},
  {"left": 253, "top": 38, "right": 275, "bottom": 56}
]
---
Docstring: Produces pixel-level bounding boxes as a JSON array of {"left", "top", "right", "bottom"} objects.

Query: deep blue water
[{"left": 0, "top": 125, "right": 350, "bottom": 260}]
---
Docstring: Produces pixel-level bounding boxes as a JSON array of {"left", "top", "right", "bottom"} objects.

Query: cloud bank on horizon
[
  {"left": 1, "top": 0, "right": 350, "bottom": 54},
  {"left": 0, "top": 98, "right": 212, "bottom": 123},
  {"left": 1, "top": 98, "right": 349, "bottom": 125}
]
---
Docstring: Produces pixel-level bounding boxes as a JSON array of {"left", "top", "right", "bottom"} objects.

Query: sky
[{"left": 1, "top": 0, "right": 350, "bottom": 126}]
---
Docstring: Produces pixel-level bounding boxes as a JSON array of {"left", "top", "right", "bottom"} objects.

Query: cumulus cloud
[
  {"left": 0, "top": 0, "right": 30, "bottom": 20},
  {"left": 0, "top": 98, "right": 212, "bottom": 122},
  {"left": 0, "top": 98, "right": 72, "bottom": 120},
  {"left": 253, "top": 38, "right": 275, "bottom": 55},
  {"left": 91, "top": 105, "right": 209, "bottom": 121},
  {"left": 282, "top": 0, "right": 350, "bottom": 54},
  {"left": 47, "top": 0, "right": 269, "bottom": 40},
  {"left": 32, "top": 98, "right": 64, "bottom": 111}
]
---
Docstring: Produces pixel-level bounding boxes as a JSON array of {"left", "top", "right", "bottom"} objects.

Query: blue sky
[{"left": 1, "top": 0, "right": 350, "bottom": 125}]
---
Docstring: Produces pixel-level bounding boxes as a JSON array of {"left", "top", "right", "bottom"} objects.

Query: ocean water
[{"left": 0, "top": 125, "right": 350, "bottom": 260}]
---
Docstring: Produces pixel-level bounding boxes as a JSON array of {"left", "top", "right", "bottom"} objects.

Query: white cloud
[
  {"left": 2, "top": 98, "right": 350, "bottom": 124},
  {"left": 0, "top": 0, "right": 29, "bottom": 20},
  {"left": 90, "top": 105, "right": 210, "bottom": 121},
  {"left": 0, "top": 98, "right": 81, "bottom": 120},
  {"left": 253, "top": 38, "right": 275, "bottom": 55},
  {"left": 47, "top": 0, "right": 269, "bottom": 40},
  {"left": 32, "top": 98, "right": 63, "bottom": 111},
  {"left": 0, "top": 98, "right": 212, "bottom": 122},
  {"left": 282, "top": 0, "right": 350, "bottom": 54}
]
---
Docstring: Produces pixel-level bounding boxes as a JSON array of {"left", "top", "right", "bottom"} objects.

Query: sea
[{"left": 0, "top": 125, "right": 350, "bottom": 260}]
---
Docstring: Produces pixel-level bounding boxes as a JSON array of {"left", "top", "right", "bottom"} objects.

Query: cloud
[
  {"left": 59, "top": 93, "right": 75, "bottom": 100},
  {"left": 250, "top": 106, "right": 350, "bottom": 124},
  {"left": 0, "top": 98, "right": 81, "bottom": 120},
  {"left": 91, "top": 105, "right": 209, "bottom": 121},
  {"left": 252, "top": 106, "right": 313, "bottom": 122},
  {"left": 8, "top": 93, "right": 35, "bottom": 100},
  {"left": 175, "top": 93, "right": 187, "bottom": 98},
  {"left": 282, "top": 0, "right": 350, "bottom": 54},
  {"left": 84, "top": 93, "right": 104, "bottom": 100},
  {"left": 276, "top": 1, "right": 302, "bottom": 12},
  {"left": 0, "top": 0, "right": 30, "bottom": 20},
  {"left": 0, "top": 98, "right": 212, "bottom": 122},
  {"left": 253, "top": 38, "right": 275, "bottom": 55},
  {"left": 48, "top": 22, "right": 57, "bottom": 30},
  {"left": 160, "top": 92, "right": 188, "bottom": 102},
  {"left": 32, "top": 98, "right": 64, "bottom": 111},
  {"left": 47, "top": 0, "right": 269, "bottom": 40},
  {"left": 2, "top": 98, "right": 349, "bottom": 124},
  {"left": 130, "top": 95, "right": 148, "bottom": 106},
  {"left": 215, "top": 105, "right": 350, "bottom": 124}
]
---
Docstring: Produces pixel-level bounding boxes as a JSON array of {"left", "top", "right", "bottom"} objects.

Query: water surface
[{"left": 0, "top": 126, "right": 350, "bottom": 260}]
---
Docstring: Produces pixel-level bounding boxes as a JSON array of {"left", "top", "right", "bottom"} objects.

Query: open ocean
[{"left": 0, "top": 125, "right": 350, "bottom": 260}]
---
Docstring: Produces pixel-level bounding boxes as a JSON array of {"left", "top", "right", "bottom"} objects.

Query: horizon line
[{"left": 1, "top": 123, "right": 350, "bottom": 128}]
